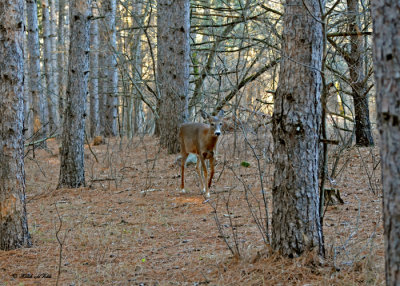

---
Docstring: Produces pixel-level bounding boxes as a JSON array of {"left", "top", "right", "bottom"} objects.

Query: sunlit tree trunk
[
  {"left": 58, "top": 0, "right": 92, "bottom": 188},
  {"left": 346, "top": 0, "right": 373, "bottom": 146},
  {"left": 0, "top": 0, "right": 31, "bottom": 250},
  {"left": 157, "top": 0, "right": 190, "bottom": 153},
  {"left": 42, "top": 0, "right": 58, "bottom": 134},
  {"left": 371, "top": 1, "right": 400, "bottom": 284},
  {"left": 271, "top": 0, "right": 324, "bottom": 257},
  {"left": 26, "top": 0, "right": 47, "bottom": 142}
]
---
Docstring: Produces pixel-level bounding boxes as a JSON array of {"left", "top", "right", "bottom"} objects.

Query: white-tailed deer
[{"left": 179, "top": 109, "right": 224, "bottom": 198}]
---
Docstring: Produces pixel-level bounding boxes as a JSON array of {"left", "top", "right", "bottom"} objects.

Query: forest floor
[{"left": 0, "top": 132, "right": 384, "bottom": 285}]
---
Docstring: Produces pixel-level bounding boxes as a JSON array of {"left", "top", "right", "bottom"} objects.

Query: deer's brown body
[{"left": 179, "top": 110, "right": 224, "bottom": 197}]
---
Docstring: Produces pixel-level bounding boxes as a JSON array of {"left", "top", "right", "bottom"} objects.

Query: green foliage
[{"left": 240, "top": 161, "right": 250, "bottom": 167}]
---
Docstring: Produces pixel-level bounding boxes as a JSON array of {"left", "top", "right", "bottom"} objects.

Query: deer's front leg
[{"left": 200, "top": 157, "right": 209, "bottom": 197}]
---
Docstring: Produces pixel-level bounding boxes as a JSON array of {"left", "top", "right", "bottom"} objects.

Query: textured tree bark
[
  {"left": 57, "top": 0, "right": 66, "bottom": 127},
  {"left": 346, "top": 0, "right": 373, "bottom": 146},
  {"left": 26, "top": 0, "right": 47, "bottom": 142},
  {"left": 42, "top": 0, "right": 58, "bottom": 134},
  {"left": 0, "top": 0, "right": 31, "bottom": 250},
  {"left": 371, "top": 1, "right": 400, "bottom": 284},
  {"left": 157, "top": 0, "right": 190, "bottom": 153},
  {"left": 132, "top": 0, "right": 144, "bottom": 136},
  {"left": 58, "top": 0, "right": 92, "bottom": 188},
  {"left": 24, "top": 39, "right": 33, "bottom": 140},
  {"left": 271, "top": 0, "right": 324, "bottom": 257},
  {"left": 49, "top": 0, "right": 58, "bottom": 102},
  {"left": 353, "top": 92, "right": 373, "bottom": 146},
  {"left": 89, "top": 13, "right": 100, "bottom": 138},
  {"left": 98, "top": 30, "right": 108, "bottom": 136},
  {"left": 101, "top": 0, "right": 118, "bottom": 137}
]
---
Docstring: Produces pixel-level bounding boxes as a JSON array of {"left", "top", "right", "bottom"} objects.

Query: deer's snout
[{"left": 214, "top": 130, "right": 221, "bottom": 136}]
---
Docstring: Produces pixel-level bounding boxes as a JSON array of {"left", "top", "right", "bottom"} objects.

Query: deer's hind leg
[
  {"left": 180, "top": 152, "right": 189, "bottom": 193},
  {"left": 195, "top": 155, "right": 205, "bottom": 193}
]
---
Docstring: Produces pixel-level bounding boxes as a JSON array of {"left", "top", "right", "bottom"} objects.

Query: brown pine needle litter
[{"left": 0, "top": 136, "right": 384, "bottom": 285}]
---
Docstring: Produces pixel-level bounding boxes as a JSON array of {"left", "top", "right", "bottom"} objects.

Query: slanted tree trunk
[
  {"left": 346, "top": 0, "right": 373, "bottom": 146},
  {"left": 58, "top": 0, "right": 92, "bottom": 188},
  {"left": 42, "top": 0, "right": 58, "bottom": 134},
  {"left": 0, "top": 0, "right": 31, "bottom": 250},
  {"left": 371, "top": 1, "right": 400, "bottom": 284},
  {"left": 271, "top": 0, "right": 324, "bottom": 257},
  {"left": 26, "top": 0, "right": 47, "bottom": 142},
  {"left": 89, "top": 13, "right": 99, "bottom": 138},
  {"left": 157, "top": 0, "right": 190, "bottom": 153}
]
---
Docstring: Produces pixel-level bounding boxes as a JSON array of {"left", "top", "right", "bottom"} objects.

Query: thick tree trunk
[
  {"left": 371, "top": 1, "right": 400, "bottom": 284},
  {"left": 346, "top": 0, "right": 373, "bottom": 146},
  {"left": 58, "top": 0, "right": 92, "bottom": 188},
  {"left": 0, "top": 0, "right": 31, "bottom": 250},
  {"left": 157, "top": 0, "right": 190, "bottom": 153},
  {"left": 271, "top": 0, "right": 324, "bottom": 257},
  {"left": 26, "top": 0, "right": 47, "bottom": 142}
]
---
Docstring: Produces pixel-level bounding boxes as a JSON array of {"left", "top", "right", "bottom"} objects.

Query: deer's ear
[
  {"left": 200, "top": 110, "right": 210, "bottom": 120},
  {"left": 217, "top": 109, "right": 224, "bottom": 118}
]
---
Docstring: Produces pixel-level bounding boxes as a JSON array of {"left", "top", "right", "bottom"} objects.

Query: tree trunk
[
  {"left": 346, "top": 0, "right": 373, "bottom": 146},
  {"left": 57, "top": 0, "right": 66, "bottom": 127},
  {"left": 89, "top": 13, "right": 99, "bottom": 138},
  {"left": 58, "top": 0, "right": 92, "bottom": 188},
  {"left": 132, "top": 0, "right": 144, "bottom": 136},
  {"left": 26, "top": 0, "right": 47, "bottom": 143},
  {"left": 0, "top": 0, "right": 31, "bottom": 250},
  {"left": 157, "top": 0, "right": 190, "bottom": 153},
  {"left": 98, "top": 32, "right": 108, "bottom": 136},
  {"left": 271, "top": 0, "right": 324, "bottom": 257},
  {"left": 101, "top": 0, "right": 118, "bottom": 137},
  {"left": 23, "top": 0, "right": 33, "bottom": 140},
  {"left": 50, "top": 0, "right": 58, "bottom": 106},
  {"left": 371, "top": 1, "right": 400, "bottom": 284},
  {"left": 353, "top": 92, "right": 373, "bottom": 146},
  {"left": 42, "top": 0, "right": 58, "bottom": 134}
]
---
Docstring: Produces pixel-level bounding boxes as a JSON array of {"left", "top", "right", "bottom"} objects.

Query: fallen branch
[{"left": 24, "top": 133, "right": 59, "bottom": 147}]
